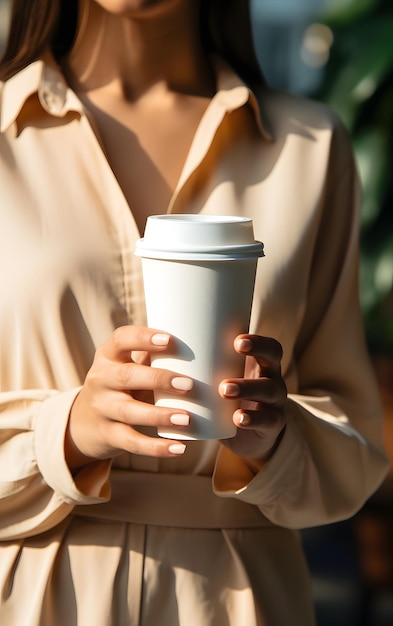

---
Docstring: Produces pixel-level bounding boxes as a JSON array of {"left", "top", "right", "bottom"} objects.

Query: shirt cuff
[
  {"left": 213, "top": 399, "right": 306, "bottom": 506},
  {"left": 34, "top": 388, "right": 111, "bottom": 505}
]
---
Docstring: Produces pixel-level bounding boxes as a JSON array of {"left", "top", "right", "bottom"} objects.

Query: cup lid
[{"left": 134, "top": 214, "right": 264, "bottom": 261}]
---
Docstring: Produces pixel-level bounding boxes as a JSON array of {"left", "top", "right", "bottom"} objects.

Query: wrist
[
  {"left": 65, "top": 396, "right": 97, "bottom": 474},
  {"left": 243, "top": 426, "right": 286, "bottom": 474}
]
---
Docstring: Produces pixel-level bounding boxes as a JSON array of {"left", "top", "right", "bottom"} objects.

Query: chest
[
  {"left": 3, "top": 108, "right": 326, "bottom": 359},
  {"left": 83, "top": 95, "right": 212, "bottom": 234}
]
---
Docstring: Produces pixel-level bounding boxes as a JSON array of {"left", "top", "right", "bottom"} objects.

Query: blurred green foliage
[{"left": 316, "top": 0, "right": 393, "bottom": 354}]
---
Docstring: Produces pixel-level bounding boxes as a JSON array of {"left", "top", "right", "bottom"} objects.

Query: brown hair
[{"left": 0, "top": 0, "right": 264, "bottom": 85}]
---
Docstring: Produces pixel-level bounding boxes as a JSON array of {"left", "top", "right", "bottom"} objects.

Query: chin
[{"left": 94, "top": 0, "right": 180, "bottom": 15}]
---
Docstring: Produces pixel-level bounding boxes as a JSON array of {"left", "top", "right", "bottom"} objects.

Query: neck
[{"left": 63, "top": 0, "right": 215, "bottom": 100}]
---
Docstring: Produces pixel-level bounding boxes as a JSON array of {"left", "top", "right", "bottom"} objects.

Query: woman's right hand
[{"left": 65, "top": 325, "right": 192, "bottom": 472}]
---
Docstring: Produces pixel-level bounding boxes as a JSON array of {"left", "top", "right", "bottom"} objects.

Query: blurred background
[
  {"left": 1, "top": 0, "right": 392, "bottom": 624},
  {"left": 251, "top": 1, "right": 393, "bottom": 625}
]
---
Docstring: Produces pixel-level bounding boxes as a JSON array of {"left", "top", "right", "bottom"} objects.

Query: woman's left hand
[{"left": 218, "top": 334, "right": 287, "bottom": 468}]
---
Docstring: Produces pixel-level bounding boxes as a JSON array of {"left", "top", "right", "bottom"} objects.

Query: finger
[
  {"left": 108, "top": 362, "right": 193, "bottom": 393},
  {"left": 219, "top": 377, "right": 286, "bottom": 406},
  {"left": 232, "top": 406, "right": 286, "bottom": 435},
  {"left": 103, "top": 325, "right": 172, "bottom": 362},
  {"left": 106, "top": 421, "right": 188, "bottom": 458},
  {"left": 234, "top": 334, "right": 283, "bottom": 373},
  {"left": 109, "top": 395, "right": 191, "bottom": 431},
  {"left": 131, "top": 350, "right": 150, "bottom": 365},
  {"left": 221, "top": 416, "right": 286, "bottom": 462}
]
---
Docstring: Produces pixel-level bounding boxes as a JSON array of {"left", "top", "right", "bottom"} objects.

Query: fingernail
[
  {"left": 238, "top": 412, "right": 250, "bottom": 426},
  {"left": 151, "top": 333, "right": 170, "bottom": 346},
  {"left": 223, "top": 383, "right": 240, "bottom": 397},
  {"left": 236, "top": 338, "right": 253, "bottom": 352},
  {"left": 168, "top": 443, "right": 187, "bottom": 455},
  {"left": 171, "top": 377, "right": 193, "bottom": 391},
  {"left": 170, "top": 414, "right": 190, "bottom": 426}
]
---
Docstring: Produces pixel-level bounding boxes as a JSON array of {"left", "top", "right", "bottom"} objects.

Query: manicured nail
[
  {"left": 151, "top": 333, "right": 170, "bottom": 346},
  {"left": 171, "top": 377, "right": 193, "bottom": 391},
  {"left": 168, "top": 443, "right": 187, "bottom": 455},
  {"left": 223, "top": 383, "right": 240, "bottom": 397},
  {"left": 238, "top": 412, "right": 251, "bottom": 426},
  {"left": 170, "top": 414, "right": 190, "bottom": 426},
  {"left": 236, "top": 338, "right": 253, "bottom": 352}
]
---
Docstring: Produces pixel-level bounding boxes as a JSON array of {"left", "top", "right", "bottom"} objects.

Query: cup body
[{"left": 135, "top": 215, "right": 264, "bottom": 440}]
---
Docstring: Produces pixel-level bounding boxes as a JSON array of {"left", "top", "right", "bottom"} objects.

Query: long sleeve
[
  {"left": 213, "top": 117, "right": 389, "bottom": 528},
  {"left": 0, "top": 386, "right": 111, "bottom": 540},
  {"left": 0, "top": 241, "right": 113, "bottom": 540}
]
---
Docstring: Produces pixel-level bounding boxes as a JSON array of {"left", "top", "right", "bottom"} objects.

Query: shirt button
[{"left": 39, "top": 66, "right": 68, "bottom": 115}]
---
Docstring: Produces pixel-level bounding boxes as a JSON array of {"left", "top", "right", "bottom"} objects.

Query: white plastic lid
[{"left": 134, "top": 214, "right": 264, "bottom": 261}]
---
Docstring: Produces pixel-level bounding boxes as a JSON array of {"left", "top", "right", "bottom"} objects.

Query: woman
[{"left": 0, "top": 1, "right": 388, "bottom": 624}]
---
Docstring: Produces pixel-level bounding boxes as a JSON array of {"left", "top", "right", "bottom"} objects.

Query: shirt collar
[
  {"left": 214, "top": 59, "right": 273, "bottom": 141},
  {"left": 1, "top": 56, "right": 273, "bottom": 141},
  {"left": 1, "top": 58, "right": 83, "bottom": 133}
]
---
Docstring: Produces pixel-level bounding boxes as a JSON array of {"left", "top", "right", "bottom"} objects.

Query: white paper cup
[{"left": 135, "top": 215, "right": 264, "bottom": 440}]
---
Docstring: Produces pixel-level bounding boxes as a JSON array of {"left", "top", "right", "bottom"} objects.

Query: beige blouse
[{"left": 0, "top": 58, "right": 389, "bottom": 626}]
